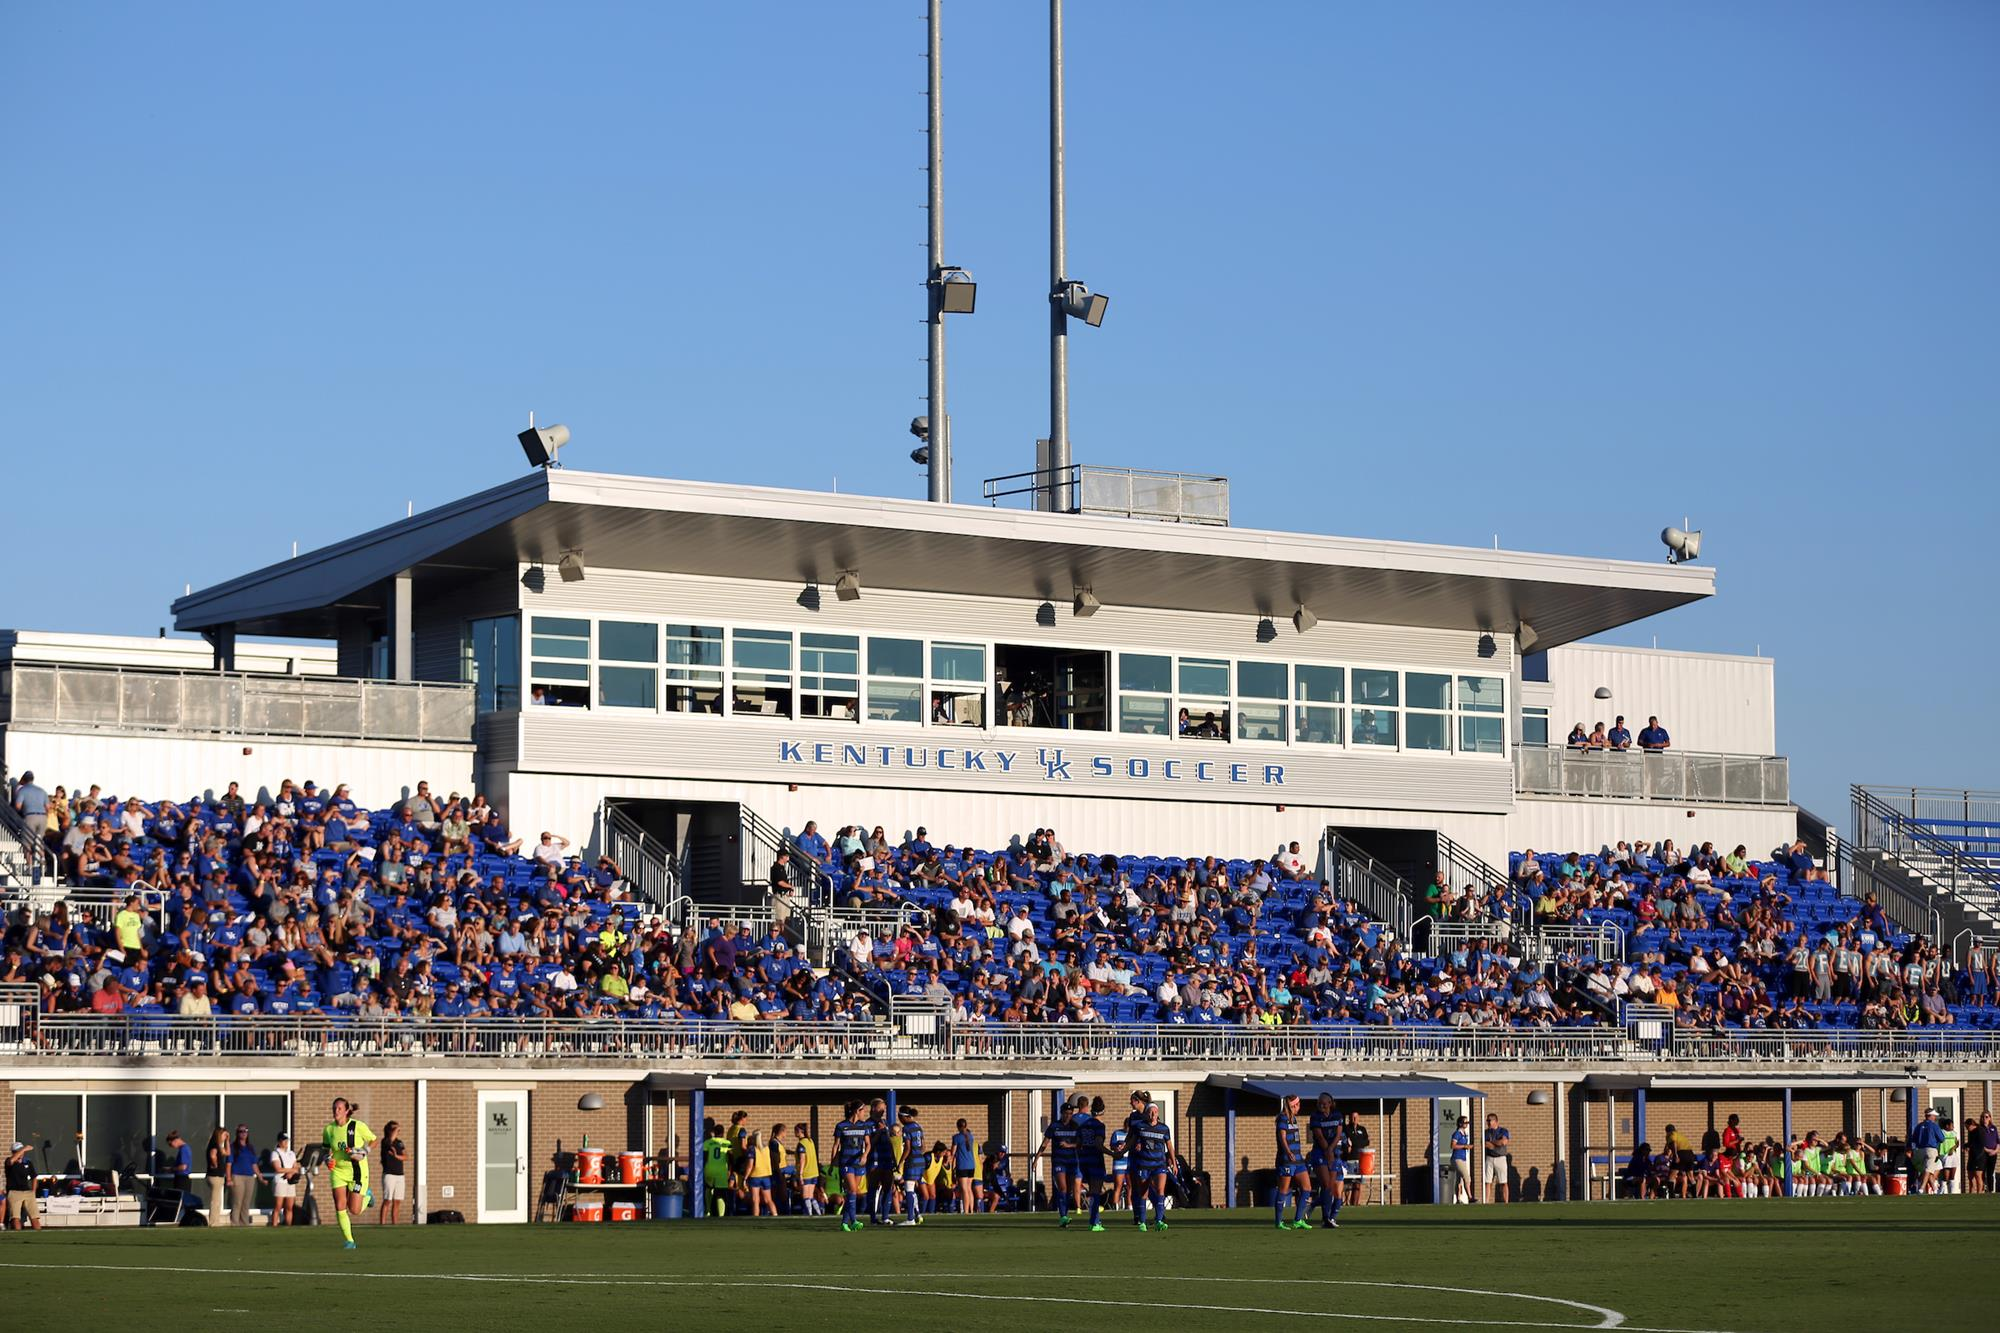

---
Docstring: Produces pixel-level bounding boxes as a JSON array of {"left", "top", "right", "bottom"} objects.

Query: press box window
[
  {"left": 1178, "top": 656, "right": 1230, "bottom": 740},
  {"left": 597, "top": 620, "right": 659, "bottom": 710},
  {"left": 1236, "top": 659, "right": 1287, "bottom": 742},
  {"left": 1405, "top": 672, "right": 1451, "bottom": 752},
  {"left": 930, "top": 641, "right": 987, "bottom": 727},
  {"left": 1293, "top": 664, "right": 1344, "bottom": 745},
  {"left": 528, "top": 616, "right": 590, "bottom": 707},
  {"left": 731, "top": 628, "right": 794, "bottom": 718},
  {"left": 665, "top": 624, "right": 724, "bottom": 714},
  {"left": 1350, "top": 668, "right": 1398, "bottom": 747},
  {"left": 1458, "top": 674, "right": 1506, "bottom": 754},
  {"left": 1119, "top": 652, "right": 1172, "bottom": 735},
  {"left": 866, "top": 636, "right": 923, "bottom": 724},
  {"left": 799, "top": 632, "right": 860, "bottom": 720}
]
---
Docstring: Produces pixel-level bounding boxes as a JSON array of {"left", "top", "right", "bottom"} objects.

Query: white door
[
  {"left": 1438, "top": 1097, "right": 1473, "bottom": 1202},
  {"left": 476, "top": 1090, "right": 530, "bottom": 1223},
  {"left": 1930, "top": 1089, "right": 1963, "bottom": 1193}
]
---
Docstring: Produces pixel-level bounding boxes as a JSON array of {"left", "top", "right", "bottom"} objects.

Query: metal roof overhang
[
  {"left": 1581, "top": 1073, "right": 1926, "bottom": 1092},
  {"left": 173, "top": 469, "right": 1714, "bottom": 646},
  {"left": 643, "top": 1072, "right": 1073, "bottom": 1094},
  {"left": 1212, "top": 1074, "right": 1487, "bottom": 1101}
]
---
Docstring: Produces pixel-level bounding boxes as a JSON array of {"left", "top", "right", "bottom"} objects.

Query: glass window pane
[
  {"left": 801, "top": 633, "right": 859, "bottom": 675},
  {"left": 530, "top": 660, "right": 588, "bottom": 681},
  {"left": 600, "top": 665, "right": 658, "bottom": 709},
  {"left": 932, "top": 688, "right": 984, "bottom": 726},
  {"left": 1407, "top": 711, "right": 1449, "bottom": 751},
  {"left": 155, "top": 1093, "right": 221, "bottom": 1175},
  {"left": 868, "top": 680, "right": 921, "bottom": 723},
  {"left": 1119, "top": 653, "right": 1171, "bottom": 694},
  {"left": 666, "top": 625, "right": 724, "bottom": 667},
  {"left": 1522, "top": 707, "right": 1549, "bottom": 747},
  {"left": 85, "top": 1093, "right": 152, "bottom": 1177},
  {"left": 1460, "top": 715, "right": 1506, "bottom": 754},
  {"left": 598, "top": 621, "right": 658, "bottom": 663},
  {"left": 1120, "top": 694, "right": 1170, "bottom": 735},
  {"left": 868, "top": 637, "right": 922, "bottom": 679},
  {"left": 931, "top": 642, "right": 985, "bottom": 683},
  {"left": 733, "top": 629, "right": 793, "bottom": 671},
  {"left": 1351, "top": 708, "right": 1397, "bottom": 747},
  {"left": 1295, "top": 664, "right": 1344, "bottom": 704},
  {"left": 15, "top": 1094, "right": 83, "bottom": 1176},
  {"left": 1295, "top": 705, "right": 1342, "bottom": 745},
  {"left": 529, "top": 636, "right": 589, "bottom": 659},
  {"left": 529, "top": 616, "right": 590, "bottom": 638},
  {"left": 1237, "top": 702, "right": 1286, "bottom": 741},
  {"left": 1407, "top": 672, "right": 1451, "bottom": 711},
  {"left": 469, "top": 615, "right": 520, "bottom": 713},
  {"left": 1458, "top": 675, "right": 1505, "bottom": 713},
  {"left": 731, "top": 683, "right": 792, "bottom": 718},
  {"left": 1180, "top": 704, "right": 1230, "bottom": 739},
  {"left": 1353, "top": 668, "right": 1398, "bottom": 706},
  {"left": 1239, "top": 660, "right": 1287, "bottom": 699},
  {"left": 1178, "top": 657, "right": 1230, "bottom": 698}
]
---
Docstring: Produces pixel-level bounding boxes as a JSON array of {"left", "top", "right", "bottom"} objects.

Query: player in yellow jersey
[{"left": 322, "top": 1096, "right": 377, "bottom": 1249}]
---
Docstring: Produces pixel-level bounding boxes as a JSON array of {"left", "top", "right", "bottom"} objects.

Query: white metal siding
[
  {"left": 1508, "top": 797, "right": 1796, "bottom": 861},
  {"left": 1546, "top": 645, "right": 1774, "bottom": 755}
]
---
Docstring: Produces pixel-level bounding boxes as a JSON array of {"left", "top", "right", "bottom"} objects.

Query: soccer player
[
  {"left": 745, "top": 1130, "right": 777, "bottom": 1217},
  {"left": 1308, "top": 1092, "right": 1345, "bottom": 1229},
  {"left": 833, "top": 1100, "right": 873, "bottom": 1231},
  {"left": 1132, "top": 1101, "right": 1173, "bottom": 1231},
  {"left": 897, "top": 1104, "right": 928, "bottom": 1224},
  {"left": 1029, "top": 1095, "right": 1082, "bottom": 1226},
  {"left": 952, "top": 1118, "right": 981, "bottom": 1216},
  {"left": 1076, "top": 1096, "right": 1110, "bottom": 1231},
  {"left": 794, "top": 1122, "right": 823, "bottom": 1217},
  {"left": 868, "top": 1097, "right": 898, "bottom": 1224},
  {"left": 1121, "top": 1091, "right": 1150, "bottom": 1225},
  {"left": 1274, "top": 1094, "right": 1312, "bottom": 1229},
  {"left": 322, "top": 1096, "right": 376, "bottom": 1249}
]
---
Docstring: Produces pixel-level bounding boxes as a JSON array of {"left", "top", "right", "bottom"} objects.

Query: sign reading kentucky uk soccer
[{"left": 778, "top": 739, "right": 1287, "bottom": 789}]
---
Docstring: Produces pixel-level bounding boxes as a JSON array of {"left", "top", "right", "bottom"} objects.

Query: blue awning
[{"left": 1214, "top": 1076, "right": 1486, "bottom": 1102}]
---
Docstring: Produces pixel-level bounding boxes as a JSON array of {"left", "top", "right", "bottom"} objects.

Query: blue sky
[{"left": 2, "top": 1, "right": 1995, "bottom": 822}]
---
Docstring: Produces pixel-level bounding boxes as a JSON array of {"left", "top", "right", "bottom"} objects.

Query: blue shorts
[
  {"left": 1053, "top": 1159, "right": 1078, "bottom": 1180},
  {"left": 779, "top": 1167, "right": 798, "bottom": 1178},
  {"left": 749, "top": 1176, "right": 771, "bottom": 1189},
  {"left": 1079, "top": 1162, "right": 1107, "bottom": 1184},
  {"left": 902, "top": 1164, "right": 927, "bottom": 1182},
  {"left": 1113, "top": 1160, "right": 1128, "bottom": 1176},
  {"left": 955, "top": 1159, "right": 976, "bottom": 1176},
  {"left": 839, "top": 1160, "right": 866, "bottom": 1177}
]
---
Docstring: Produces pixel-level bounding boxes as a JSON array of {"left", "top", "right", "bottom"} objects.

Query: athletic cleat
[
  {"left": 1291, "top": 1219, "right": 1314, "bottom": 1230},
  {"left": 342, "top": 1240, "right": 357, "bottom": 1250},
  {"left": 1136, "top": 1222, "right": 1150, "bottom": 1232},
  {"left": 1321, "top": 1219, "right": 1340, "bottom": 1229},
  {"left": 1058, "top": 1216, "right": 1070, "bottom": 1228},
  {"left": 1155, "top": 1219, "right": 1169, "bottom": 1231},
  {"left": 1090, "top": 1222, "right": 1106, "bottom": 1232}
]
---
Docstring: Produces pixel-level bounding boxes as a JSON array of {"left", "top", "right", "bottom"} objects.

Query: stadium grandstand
[{"left": 1, "top": 471, "right": 1994, "bottom": 1231}]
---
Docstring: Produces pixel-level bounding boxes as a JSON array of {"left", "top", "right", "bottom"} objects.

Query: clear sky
[{"left": 3, "top": 1, "right": 1995, "bottom": 823}]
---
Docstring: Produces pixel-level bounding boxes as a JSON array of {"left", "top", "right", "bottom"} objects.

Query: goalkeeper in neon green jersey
[{"left": 323, "top": 1097, "right": 377, "bottom": 1249}]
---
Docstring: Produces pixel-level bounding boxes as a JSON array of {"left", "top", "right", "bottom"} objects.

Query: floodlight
[
  {"left": 1662, "top": 526, "right": 1703, "bottom": 564},
  {"left": 1292, "top": 605, "right": 1317, "bottom": 635},
  {"left": 1072, "top": 587, "right": 1101, "bottom": 617},
  {"left": 519, "top": 423, "right": 570, "bottom": 468},
  {"left": 910, "top": 416, "right": 930, "bottom": 442},
  {"left": 910, "top": 445, "right": 931, "bottom": 467},
  {"left": 834, "top": 571, "right": 862, "bottom": 602},
  {"left": 557, "top": 550, "right": 585, "bottom": 584},
  {"left": 1057, "top": 281, "right": 1108, "bottom": 327},
  {"left": 935, "top": 267, "right": 977, "bottom": 315}
]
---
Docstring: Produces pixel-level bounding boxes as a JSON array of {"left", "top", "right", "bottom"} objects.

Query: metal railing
[
  {"left": 600, "top": 802, "right": 683, "bottom": 920},
  {"left": 11, "top": 1011, "right": 2000, "bottom": 1067},
  {"left": 1855, "top": 785, "right": 2000, "bottom": 846},
  {"left": 1323, "top": 831, "right": 1414, "bottom": 942},
  {"left": 1850, "top": 786, "right": 2000, "bottom": 925},
  {"left": 980, "top": 464, "right": 1230, "bottom": 526},
  {"left": 1524, "top": 922, "right": 1626, "bottom": 965},
  {"left": 1410, "top": 919, "right": 1516, "bottom": 957},
  {"left": 0, "top": 797, "right": 58, "bottom": 887},
  {"left": 1514, "top": 745, "right": 1790, "bottom": 806},
  {"left": 0, "top": 884, "right": 170, "bottom": 929},
  {"left": 741, "top": 808, "right": 841, "bottom": 963},
  {"left": 2, "top": 663, "right": 475, "bottom": 745}
]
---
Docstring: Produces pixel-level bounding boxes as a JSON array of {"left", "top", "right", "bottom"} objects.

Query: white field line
[{"left": 0, "top": 1262, "right": 1759, "bottom": 1333}]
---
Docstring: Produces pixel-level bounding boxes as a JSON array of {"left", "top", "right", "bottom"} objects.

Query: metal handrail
[
  {"left": 1514, "top": 744, "right": 1790, "bottom": 807},
  {"left": 600, "top": 802, "right": 681, "bottom": 919},
  {"left": 1322, "top": 831, "right": 1414, "bottom": 942},
  {"left": 0, "top": 796, "right": 58, "bottom": 886},
  {"left": 1850, "top": 786, "right": 2000, "bottom": 921}
]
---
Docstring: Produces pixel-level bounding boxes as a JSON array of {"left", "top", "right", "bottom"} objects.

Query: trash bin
[{"left": 651, "top": 1186, "right": 685, "bottom": 1220}]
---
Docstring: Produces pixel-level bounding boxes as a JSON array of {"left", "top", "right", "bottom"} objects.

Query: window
[
  {"left": 14, "top": 1094, "right": 81, "bottom": 1175},
  {"left": 1294, "top": 664, "right": 1344, "bottom": 745},
  {"left": 665, "top": 624, "right": 724, "bottom": 714},
  {"left": 799, "top": 632, "right": 860, "bottom": 720},
  {"left": 1406, "top": 672, "right": 1452, "bottom": 752},
  {"left": 597, "top": 620, "right": 659, "bottom": 710},
  {"left": 1178, "top": 656, "right": 1230, "bottom": 740},
  {"left": 1236, "top": 660, "right": 1288, "bottom": 742},
  {"left": 930, "top": 641, "right": 986, "bottom": 726},
  {"left": 1458, "top": 675, "right": 1507, "bottom": 754},
  {"left": 466, "top": 615, "right": 520, "bottom": 712},
  {"left": 1351, "top": 668, "right": 1398, "bottom": 747},
  {"left": 1521, "top": 705, "right": 1550, "bottom": 748},
  {"left": 866, "top": 636, "right": 923, "bottom": 723},
  {"left": 1119, "top": 652, "right": 1172, "bottom": 735},
  {"left": 84, "top": 1093, "right": 150, "bottom": 1177},
  {"left": 528, "top": 616, "right": 590, "bottom": 706},
  {"left": 731, "top": 628, "right": 793, "bottom": 718}
]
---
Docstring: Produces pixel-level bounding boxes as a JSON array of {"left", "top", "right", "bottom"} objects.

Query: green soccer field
[{"left": 0, "top": 1199, "right": 1989, "bottom": 1332}]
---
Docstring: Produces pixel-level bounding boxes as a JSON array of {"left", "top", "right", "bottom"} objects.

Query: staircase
[
  {"left": 0, "top": 802, "right": 54, "bottom": 891},
  {"left": 1321, "top": 830, "right": 1415, "bottom": 942},
  {"left": 1848, "top": 785, "right": 2000, "bottom": 937},
  {"left": 598, "top": 802, "right": 685, "bottom": 921}
]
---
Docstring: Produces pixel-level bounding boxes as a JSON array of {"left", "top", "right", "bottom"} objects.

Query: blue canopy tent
[{"left": 1208, "top": 1076, "right": 1486, "bottom": 1207}]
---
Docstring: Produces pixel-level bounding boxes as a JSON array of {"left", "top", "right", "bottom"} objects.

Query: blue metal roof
[{"left": 1223, "top": 1076, "right": 1485, "bottom": 1102}]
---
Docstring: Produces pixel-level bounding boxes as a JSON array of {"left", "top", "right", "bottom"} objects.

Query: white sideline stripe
[{"left": 0, "top": 1263, "right": 1750, "bottom": 1333}]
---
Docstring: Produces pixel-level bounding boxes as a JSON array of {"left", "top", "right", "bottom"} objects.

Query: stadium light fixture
[
  {"left": 557, "top": 550, "right": 586, "bottom": 584},
  {"left": 935, "top": 267, "right": 977, "bottom": 315},
  {"left": 834, "top": 571, "right": 862, "bottom": 602},
  {"left": 910, "top": 416, "right": 931, "bottom": 468},
  {"left": 1072, "top": 587, "right": 1101, "bottom": 618},
  {"left": 519, "top": 421, "right": 570, "bottom": 469},
  {"left": 1662, "top": 525, "right": 1703, "bottom": 565},
  {"left": 1057, "top": 281, "right": 1109, "bottom": 328},
  {"left": 1292, "top": 605, "right": 1317, "bottom": 635}
]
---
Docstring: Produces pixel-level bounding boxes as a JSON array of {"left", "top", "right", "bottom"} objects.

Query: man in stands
[
  {"left": 1606, "top": 716, "right": 1632, "bottom": 750},
  {"left": 10, "top": 771, "right": 49, "bottom": 848},
  {"left": 1637, "top": 715, "right": 1672, "bottom": 750}
]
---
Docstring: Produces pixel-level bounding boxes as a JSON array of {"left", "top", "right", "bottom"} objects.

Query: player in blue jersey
[
  {"left": 1029, "top": 1095, "right": 1084, "bottom": 1227},
  {"left": 1131, "top": 1101, "right": 1174, "bottom": 1231},
  {"left": 1308, "top": 1091, "right": 1345, "bottom": 1229},
  {"left": 833, "top": 1099, "right": 873, "bottom": 1231},
  {"left": 898, "top": 1104, "right": 929, "bottom": 1224},
  {"left": 1122, "top": 1091, "right": 1151, "bottom": 1226},
  {"left": 951, "top": 1118, "right": 980, "bottom": 1216},
  {"left": 1075, "top": 1096, "right": 1110, "bottom": 1231},
  {"left": 868, "top": 1097, "right": 898, "bottom": 1225},
  {"left": 1274, "top": 1094, "right": 1313, "bottom": 1229}
]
